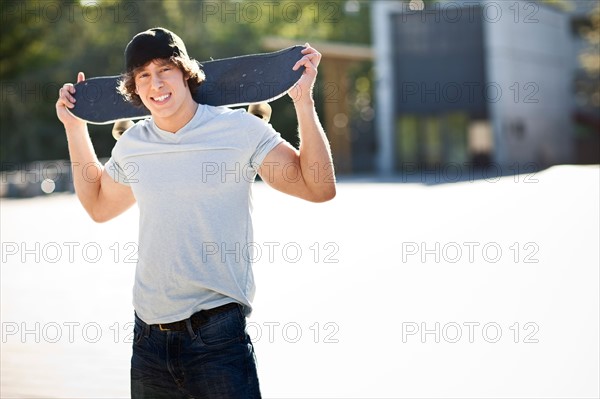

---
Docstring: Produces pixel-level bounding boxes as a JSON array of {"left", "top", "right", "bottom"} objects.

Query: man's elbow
[
  {"left": 88, "top": 207, "right": 112, "bottom": 223},
  {"left": 89, "top": 212, "right": 109, "bottom": 224},
  {"left": 306, "top": 185, "right": 336, "bottom": 203}
]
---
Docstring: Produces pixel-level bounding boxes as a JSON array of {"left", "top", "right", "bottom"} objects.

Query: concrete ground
[{"left": 1, "top": 165, "right": 598, "bottom": 398}]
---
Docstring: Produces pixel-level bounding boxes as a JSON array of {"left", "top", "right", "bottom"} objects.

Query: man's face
[{"left": 134, "top": 59, "right": 191, "bottom": 121}]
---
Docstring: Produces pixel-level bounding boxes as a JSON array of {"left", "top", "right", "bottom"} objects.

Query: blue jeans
[{"left": 131, "top": 304, "right": 261, "bottom": 398}]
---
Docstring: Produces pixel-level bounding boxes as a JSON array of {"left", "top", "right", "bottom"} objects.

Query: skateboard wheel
[
  {"left": 112, "top": 120, "right": 134, "bottom": 140},
  {"left": 248, "top": 103, "right": 272, "bottom": 123}
]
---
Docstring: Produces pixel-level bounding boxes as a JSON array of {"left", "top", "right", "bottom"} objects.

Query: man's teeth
[{"left": 154, "top": 94, "right": 170, "bottom": 101}]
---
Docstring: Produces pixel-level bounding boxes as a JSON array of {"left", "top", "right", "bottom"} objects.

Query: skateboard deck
[{"left": 70, "top": 46, "right": 304, "bottom": 124}]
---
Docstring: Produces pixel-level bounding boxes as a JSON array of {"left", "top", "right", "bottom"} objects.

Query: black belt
[{"left": 154, "top": 302, "right": 240, "bottom": 332}]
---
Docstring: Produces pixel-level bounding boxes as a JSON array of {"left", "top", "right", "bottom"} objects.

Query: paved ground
[{"left": 1, "top": 165, "right": 599, "bottom": 398}]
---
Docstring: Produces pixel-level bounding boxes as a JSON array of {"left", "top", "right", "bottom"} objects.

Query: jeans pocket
[{"left": 196, "top": 310, "right": 245, "bottom": 348}]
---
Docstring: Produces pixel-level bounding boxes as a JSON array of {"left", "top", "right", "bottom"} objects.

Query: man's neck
[{"left": 154, "top": 98, "right": 198, "bottom": 133}]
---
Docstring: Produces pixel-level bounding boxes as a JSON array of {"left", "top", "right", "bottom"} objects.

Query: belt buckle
[{"left": 158, "top": 324, "right": 170, "bottom": 331}]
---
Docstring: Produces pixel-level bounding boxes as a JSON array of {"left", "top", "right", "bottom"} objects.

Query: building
[{"left": 372, "top": 0, "right": 580, "bottom": 176}]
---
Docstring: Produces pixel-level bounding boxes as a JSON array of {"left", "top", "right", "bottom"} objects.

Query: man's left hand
[{"left": 289, "top": 43, "right": 321, "bottom": 104}]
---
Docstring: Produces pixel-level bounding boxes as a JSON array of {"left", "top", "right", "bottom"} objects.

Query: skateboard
[{"left": 70, "top": 46, "right": 304, "bottom": 125}]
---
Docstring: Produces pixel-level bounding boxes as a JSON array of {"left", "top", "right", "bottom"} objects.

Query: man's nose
[{"left": 150, "top": 74, "right": 163, "bottom": 90}]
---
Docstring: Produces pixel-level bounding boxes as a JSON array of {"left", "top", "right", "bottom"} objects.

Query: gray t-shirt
[{"left": 105, "top": 104, "right": 284, "bottom": 324}]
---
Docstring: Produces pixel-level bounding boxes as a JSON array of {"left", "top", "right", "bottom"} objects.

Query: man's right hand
[{"left": 56, "top": 72, "right": 86, "bottom": 130}]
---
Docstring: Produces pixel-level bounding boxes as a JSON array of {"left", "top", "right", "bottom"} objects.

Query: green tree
[{"left": 1, "top": 0, "right": 375, "bottom": 167}]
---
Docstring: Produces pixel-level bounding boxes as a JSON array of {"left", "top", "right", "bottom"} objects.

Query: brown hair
[{"left": 118, "top": 55, "right": 205, "bottom": 107}]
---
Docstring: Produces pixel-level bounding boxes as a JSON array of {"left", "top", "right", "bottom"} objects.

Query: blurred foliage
[
  {"left": 0, "top": 0, "right": 371, "bottom": 167},
  {"left": 541, "top": 0, "right": 573, "bottom": 12},
  {"left": 578, "top": 4, "right": 600, "bottom": 108}
]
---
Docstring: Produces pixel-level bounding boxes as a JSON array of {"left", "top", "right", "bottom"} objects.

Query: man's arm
[
  {"left": 56, "top": 72, "right": 136, "bottom": 222},
  {"left": 258, "top": 44, "right": 336, "bottom": 203}
]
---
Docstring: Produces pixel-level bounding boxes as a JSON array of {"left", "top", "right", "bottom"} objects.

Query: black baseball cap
[{"left": 124, "top": 27, "right": 189, "bottom": 72}]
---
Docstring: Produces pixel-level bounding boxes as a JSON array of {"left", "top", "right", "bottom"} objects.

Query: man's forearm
[
  {"left": 295, "top": 99, "right": 336, "bottom": 199},
  {"left": 65, "top": 125, "right": 103, "bottom": 215}
]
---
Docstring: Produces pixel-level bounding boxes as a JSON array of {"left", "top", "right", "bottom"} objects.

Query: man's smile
[{"left": 151, "top": 93, "right": 171, "bottom": 104}]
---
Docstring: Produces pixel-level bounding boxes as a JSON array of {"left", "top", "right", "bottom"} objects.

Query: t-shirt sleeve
[
  {"left": 247, "top": 115, "right": 285, "bottom": 170},
  {"left": 104, "top": 156, "right": 132, "bottom": 186}
]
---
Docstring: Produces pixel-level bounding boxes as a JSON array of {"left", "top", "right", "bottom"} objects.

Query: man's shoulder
[
  {"left": 118, "top": 118, "right": 151, "bottom": 140},
  {"left": 110, "top": 118, "right": 152, "bottom": 155},
  {"left": 203, "top": 104, "right": 244, "bottom": 119},
  {"left": 201, "top": 105, "right": 267, "bottom": 130}
]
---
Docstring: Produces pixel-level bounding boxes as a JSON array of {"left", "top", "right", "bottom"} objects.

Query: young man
[{"left": 55, "top": 28, "right": 335, "bottom": 398}]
